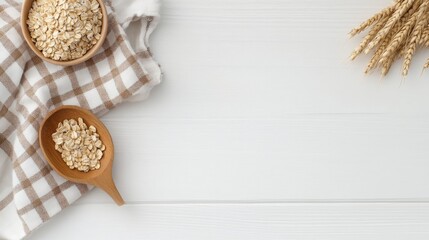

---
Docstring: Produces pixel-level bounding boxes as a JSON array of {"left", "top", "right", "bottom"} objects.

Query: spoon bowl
[{"left": 39, "top": 105, "right": 124, "bottom": 205}]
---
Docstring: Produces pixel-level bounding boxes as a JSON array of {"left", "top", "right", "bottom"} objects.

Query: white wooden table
[{"left": 29, "top": 0, "right": 429, "bottom": 239}]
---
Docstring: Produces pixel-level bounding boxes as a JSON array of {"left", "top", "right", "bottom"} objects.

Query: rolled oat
[
  {"left": 52, "top": 117, "right": 105, "bottom": 172},
  {"left": 26, "top": 0, "right": 103, "bottom": 61}
]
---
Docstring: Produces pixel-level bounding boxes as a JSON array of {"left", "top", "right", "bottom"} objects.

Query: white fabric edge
[
  {"left": 112, "top": 0, "right": 160, "bottom": 28},
  {"left": 112, "top": 0, "right": 162, "bottom": 102}
]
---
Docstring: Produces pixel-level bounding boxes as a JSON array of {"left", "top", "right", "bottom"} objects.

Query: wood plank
[
  {"left": 21, "top": 0, "right": 429, "bottom": 239},
  {"left": 85, "top": 0, "right": 429, "bottom": 204},
  {"left": 83, "top": 0, "right": 429, "bottom": 203},
  {"left": 13, "top": 0, "right": 429, "bottom": 239},
  {"left": 77, "top": 115, "right": 429, "bottom": 203},
  {"left": 28, "top": 203, "right": 429, "bottom": 240},
  {"left": 112, "top": 0, "right": 429, "bottom": 121}
]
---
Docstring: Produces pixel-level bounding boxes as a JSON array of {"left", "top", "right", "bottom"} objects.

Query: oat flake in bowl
[{"left": 26, "top": 0, "right": 103, "bottom": 61}]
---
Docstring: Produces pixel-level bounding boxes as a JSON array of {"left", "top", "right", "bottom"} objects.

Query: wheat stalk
[
  {"left": 378, "top": 12, "right": 417, "bottom": 65},
  {"left": 349, "top": 6, "right": 395, "bottom": 37},
  {"left": 366, "top": 30, "right": 394, "bottom": 73},
  {"left": 382, "top": 53, "right": 398, "bottom": 75},
  {"left": 366, "top": 0, "right": 415, "bottom": 52},
  {"left": 350, "top": 0, "right": 429, "bottom": 76},
  {"left": 402, "top": 1, "right": 429, "bottom": 75},
  {"left": 350, "top": 16, "right": 389, "bottom": 60},
  {"left": 365, "top": 1, "right": 420, "bottom": 73},
  {"left": 418, "top": 26, "right": 429, "bottom": 44}
]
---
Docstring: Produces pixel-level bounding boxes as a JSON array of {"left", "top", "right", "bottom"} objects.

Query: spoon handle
[{"left": 93, "top": 175, "right": 125, "bottom": 206}]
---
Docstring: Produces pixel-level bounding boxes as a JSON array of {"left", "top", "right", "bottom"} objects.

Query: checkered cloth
[{"left": 0, "top": 0, "right": 161, "bottom": 238}]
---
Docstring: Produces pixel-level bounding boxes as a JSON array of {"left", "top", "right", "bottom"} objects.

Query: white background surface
[{"left": 28, "top": 0, "right": 429, "bottom": 239}]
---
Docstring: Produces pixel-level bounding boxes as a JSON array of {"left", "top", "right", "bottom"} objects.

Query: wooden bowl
[
  {"left": 20, "top": 0, "right": 108, "bottom": 66},
  {"left": 39, "top": 105, "right": 124, "bottom": 205}
]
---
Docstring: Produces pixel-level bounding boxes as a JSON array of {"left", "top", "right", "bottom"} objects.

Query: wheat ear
[
  {"left": 350, "top": 16, "right": 390, "bottom": 60},
  {"left": 402, "top": 1, "right": 429, "bottom": 75},
  {"left": 364, "top": 1, "right": 419, "bottom": 73},
  {"left": 366, "top": 0, "right": 415, "bottom": 52},
  {"left": 350, "top": 6, "right": 395, "bottom": 37},
  {"left": 378, "top": 7, "right": 419, "bottom": 66}
]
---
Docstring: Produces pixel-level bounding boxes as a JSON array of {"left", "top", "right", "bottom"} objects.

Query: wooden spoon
[{"left": 39, "top": 105, "right": 124, "bottom": 205}]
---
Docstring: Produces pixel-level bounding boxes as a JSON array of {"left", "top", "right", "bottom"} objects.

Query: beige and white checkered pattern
[{"left": 0, "top": 0, "right": 160, "bottom": 236}]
